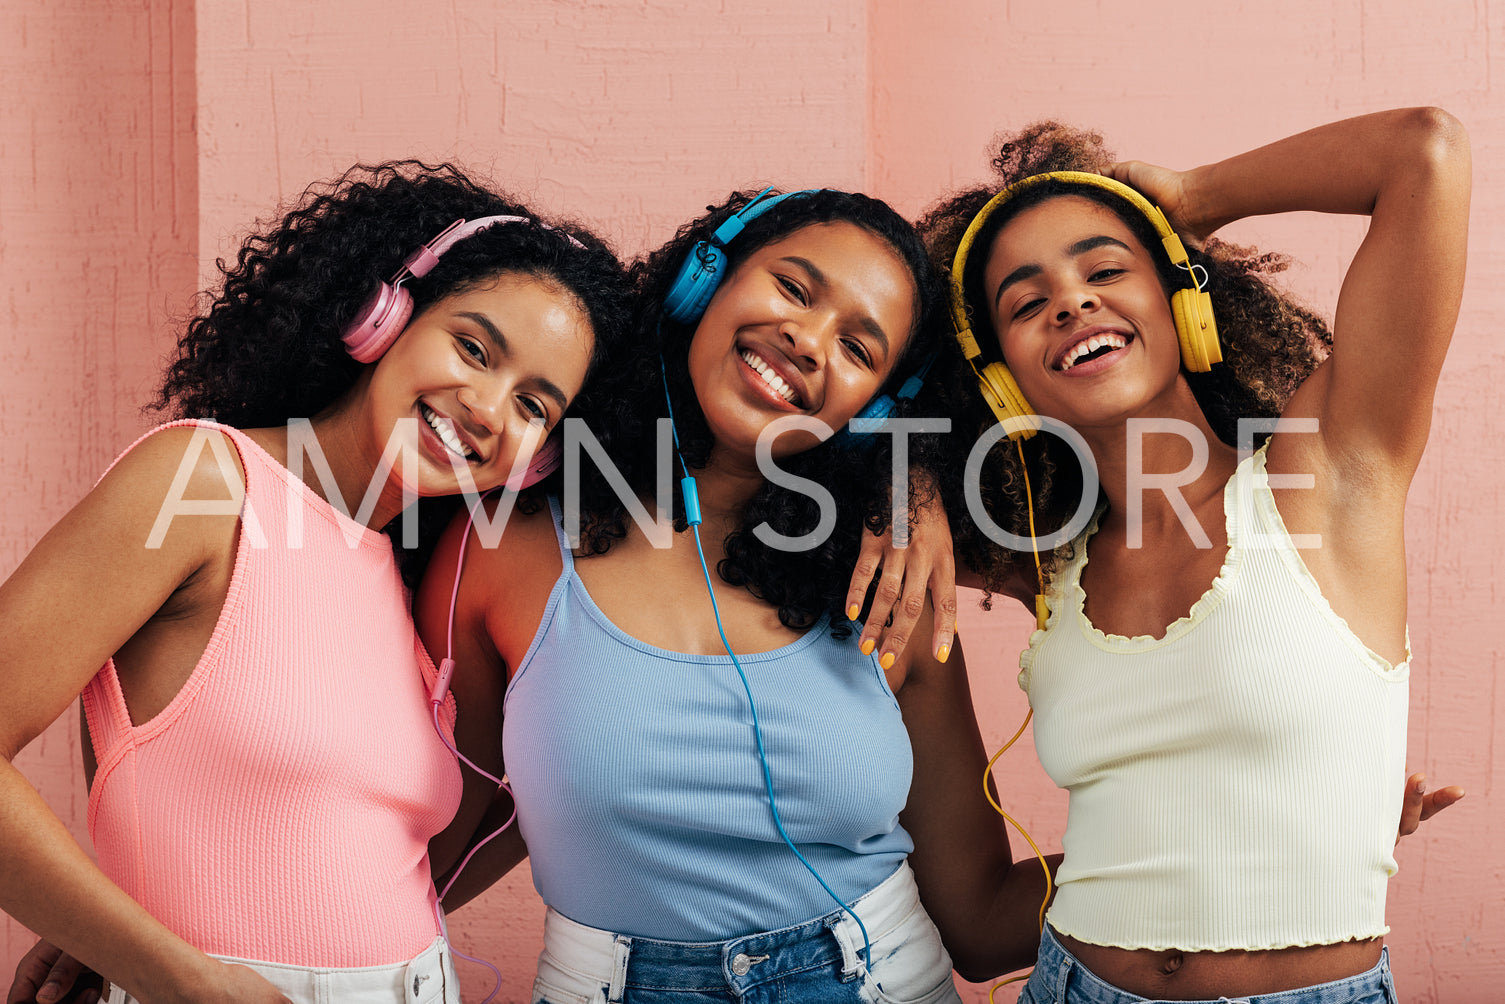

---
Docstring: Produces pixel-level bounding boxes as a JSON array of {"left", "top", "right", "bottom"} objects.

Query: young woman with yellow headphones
[{"left": 922, "top": 108, "right": 1470, "bottom": 1002}]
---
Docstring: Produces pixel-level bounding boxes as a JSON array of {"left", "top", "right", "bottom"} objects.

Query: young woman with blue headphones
[
  {"left": 414, "top": 186, "right": 1050, "bottom": 1003},
  {"left": 0, "top": 161, "right": 632, "bottom": 1004},
  {"left": 921, "top": 109, "right": 1470, "bottom": 1002}
]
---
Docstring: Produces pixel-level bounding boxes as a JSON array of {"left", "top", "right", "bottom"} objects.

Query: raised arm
[
  {"left": 1114, "top": 107, "right": 1471, "bottom": 479},
  {"left": 0, "top": 429, "right": 290, "bottom": 1003}
]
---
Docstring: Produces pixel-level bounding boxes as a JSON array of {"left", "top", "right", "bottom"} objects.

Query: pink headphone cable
[{"left": 427, "top": 492, "right": 514, "bottom": 1004}]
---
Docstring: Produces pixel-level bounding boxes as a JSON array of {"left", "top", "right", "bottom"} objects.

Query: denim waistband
[
  {"left": 107, "top": 936, "right": 456, "bottom": 1004},
  {"left": 540, "top": 861, "right": 925, "bottom": 998},
  {"left": 1026, "top": 925, "right": 1396, "bottom": 1004}
]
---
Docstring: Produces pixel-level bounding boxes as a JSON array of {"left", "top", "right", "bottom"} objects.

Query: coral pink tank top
[{"left": 82, "top": 421, "right": 462, "bottom": 967}]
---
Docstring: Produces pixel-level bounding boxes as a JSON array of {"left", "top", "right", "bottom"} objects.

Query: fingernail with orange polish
[
  {"left": 860, "top": 638, "right": 876, "bottom": 656},
  {"left": 880, "top": 652, "right": 896, "bottom": 670},
  {"left": 936, "top": 644, "right": 950, "bottom": 663},
  {"left": 847, "top": 604, "right": 861, "bottom": 621}
]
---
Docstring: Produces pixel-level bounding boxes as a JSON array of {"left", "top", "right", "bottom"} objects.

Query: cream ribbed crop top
[{"left": 1018, "top": 445, "right": 1409, "bottom": 952}]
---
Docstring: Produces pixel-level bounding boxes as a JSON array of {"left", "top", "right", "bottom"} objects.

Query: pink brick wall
[{"left": 3, "top": 3, "right": 1498, "bottom": 1001}]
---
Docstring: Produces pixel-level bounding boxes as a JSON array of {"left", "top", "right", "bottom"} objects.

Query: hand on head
[{"left": 1104, "top": 160, "right": 1206, "bottom": 247}]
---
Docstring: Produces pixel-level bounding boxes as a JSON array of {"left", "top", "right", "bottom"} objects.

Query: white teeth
[
  {"left": 1060, "top": 333, "right": 1128, "bottom": 371},
  {"left": 740, "top": 349, "right": 798, "bottom": 404},
  {"left": 421, "top": 404, "right": 474, "bottom": 460}
]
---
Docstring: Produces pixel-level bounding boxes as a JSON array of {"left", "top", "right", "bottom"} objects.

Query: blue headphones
[
  {"left": 664, "top": 188, "right": 810, "bottom": 323},
  {"left": 663, "top": 187, "right": 930, "bottom": 445}
]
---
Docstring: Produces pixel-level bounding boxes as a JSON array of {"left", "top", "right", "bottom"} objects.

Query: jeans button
[{"left": 731, "top": 953, "right": 751, "bottom": 976}]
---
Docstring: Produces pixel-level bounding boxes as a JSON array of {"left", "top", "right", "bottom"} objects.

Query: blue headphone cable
[{"left": 659, "top": 357, "right": 873, "bottom": 969}]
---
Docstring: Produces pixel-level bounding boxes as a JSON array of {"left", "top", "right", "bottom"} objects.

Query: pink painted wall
[
  {"left": 0, "top": 0, "right": 196, "bottom": 965},
  {"left": 4, "top": 2, "right": 1500, "bottom": 1001},
  {"left": 192, "top": 0, "right": 869, "bottom": 268}
]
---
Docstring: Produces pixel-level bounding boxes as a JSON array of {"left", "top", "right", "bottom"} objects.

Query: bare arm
[
  {"left": 415, "top": 509, "right": 516, "bottom": 892},
  {"left": 430, "top": 793, "right": 530, "bottom": 912},
  {"left": 893, "top": 611, "right": 1056, "bottom": 981},
  {"left": 0, "top": 429, "right": 289, "bottom": 1003},
  {"left": 1115, "top": 107, "right": 1471, "bottom": 480},
  {"left": 415, "top": 499, "right": 566, "bottom": 909}
]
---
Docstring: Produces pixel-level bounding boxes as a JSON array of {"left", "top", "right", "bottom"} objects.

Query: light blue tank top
[{"left": 502, "top": 497, "right": 914, "bottom": 941}]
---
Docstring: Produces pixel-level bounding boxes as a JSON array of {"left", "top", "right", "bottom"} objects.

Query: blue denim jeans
[
  {"left": 532, "top": 863, "right": 960, "bottom": 1004},
  {"left": 1019, "top": 925, "right": 1397, "bottom": 1004}
]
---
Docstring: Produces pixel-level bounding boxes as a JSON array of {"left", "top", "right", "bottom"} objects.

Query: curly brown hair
[
  {"left": 570, "top": 188, "right": 944, "bottom": 633},
  {"left": 916, "top": 122, "right": 1333, "bottom": 600},
  {"left": 152, "top": 160, "right": 634, "bottom": 587}
]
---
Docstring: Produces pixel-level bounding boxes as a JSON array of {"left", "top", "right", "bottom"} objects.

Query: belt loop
[
  {"left": 826, "top": 913, "right": 865, "bottom": 980},
  {"left": 608, "top": 935, "right": 631, "bottom": 1002},
  {"left": 1054, "top": 954, "right": 1073, "bottom": 1004},
  {"left": 1380, "top": 946, "right": 1398, "bottom": 1004}
]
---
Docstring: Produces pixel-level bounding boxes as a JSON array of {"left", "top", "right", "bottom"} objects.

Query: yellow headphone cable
[{"left": 984, "top": 438, "right": 1053, "bottom": 1002}]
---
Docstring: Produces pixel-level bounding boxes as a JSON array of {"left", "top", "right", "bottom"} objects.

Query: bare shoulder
[
  {"left": 452, "top": 496, "right": 565, "bottom": 592},
  {"left": 58, "top": 425, "right": 245, "bottom": 564},
  {"left": 0, "top": 426, "right": 245, "bottom": 753},
  {"left": 417, "top": 494, "right": 567, "bottom": 667},
  {"left": 994, "top": 560, "right": 1042, "bottom": 611},
  {"left": 891, "top": 600, "right": 943, "bottom": 695},
  {"left": 102, "top": 426, "right": 247, "bottom": 518}
]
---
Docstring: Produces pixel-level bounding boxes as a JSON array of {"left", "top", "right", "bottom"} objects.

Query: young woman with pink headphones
[
  {"left": 922, "top": 108, "right": 1470, "bottom": 1002},
  {"left": 0, "top": 161, "right": 633, "bottom": 1004}
]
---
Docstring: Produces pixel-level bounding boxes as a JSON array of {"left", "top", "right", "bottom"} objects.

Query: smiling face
[
  {"left": 363, "top": 271, "right": 594, "bottom": 495},
  {"left": 982, "top": 194, "right": 1180, "bottom": 431},
  {"left": 685, "top": 221, "right": 918, "bottom": 460}
]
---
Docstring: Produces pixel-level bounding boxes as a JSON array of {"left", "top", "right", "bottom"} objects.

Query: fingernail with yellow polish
[
  {"left": 860, "top": 638, "right": 876, "bottom": 656},
  {"left": 847, "top": 604, "right": 861, "bottom": 621},
  {"left": 936, "top": 644, "right": 950, "bottom": 663},
  {"left": 880, "top": 652, "right": 896, "bottom": 670}
]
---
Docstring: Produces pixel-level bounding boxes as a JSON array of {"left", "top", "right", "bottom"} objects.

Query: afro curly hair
[{"left": 918, "top": 123, "right": 1332, "bottom": 600}]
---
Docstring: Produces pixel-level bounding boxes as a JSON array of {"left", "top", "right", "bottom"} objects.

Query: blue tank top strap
[
  {"left": 505, "top": 495, "right": 580, "bottom": 695},
  {"left": 545, "top": 494, "right": 576, "bottom": 572}
]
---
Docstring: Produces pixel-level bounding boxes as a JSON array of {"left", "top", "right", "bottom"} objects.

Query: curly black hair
[
  {"left": 567, "top": 188, "right": 946, "bottom": 632},
  {"left": 153, "top": 160, "right": 634, "bottom": 585},
  {"left": 918, "top": 123, "right": 1332, "bottom": 600}
]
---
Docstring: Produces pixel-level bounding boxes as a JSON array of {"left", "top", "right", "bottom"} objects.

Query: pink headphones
[
  {"left": 344, "top": 215, "right": 580, "bottom": 487},
  {"left": 345, "top": 216, "right": 543, "bottom": 363}
]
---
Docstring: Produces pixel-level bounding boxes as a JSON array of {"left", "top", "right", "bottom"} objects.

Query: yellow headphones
[{"left": 948, "top": 171, "right": 1222, "bottom": 440}]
